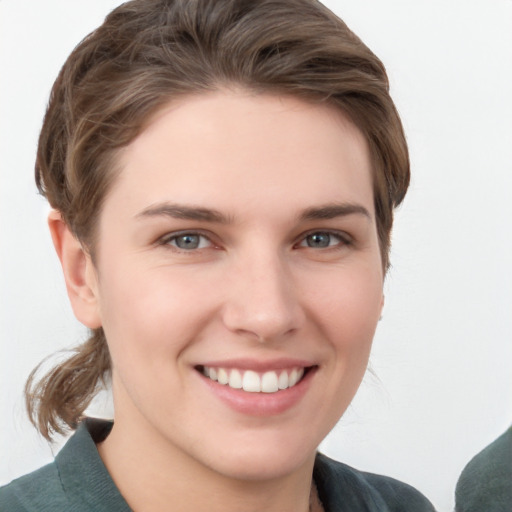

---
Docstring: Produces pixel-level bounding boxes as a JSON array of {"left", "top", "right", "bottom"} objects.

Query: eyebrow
[
  {"left": 135, "top": 201, "right": 371, "bottom": 224},
  {"left": 299, "top": 203, "right": 371, "bottom": 222},
  {"left": 135, "top": 203, "right": 231, "bottom": 223}
]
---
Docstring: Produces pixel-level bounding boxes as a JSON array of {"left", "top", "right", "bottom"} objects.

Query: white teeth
[
  {"left": 217, "top": 368, "right": 229, "bottom": 385},
  {"left": 229, "top": 369, "right": 243, "bottom": 389},
  {"left": 201, "top": 366, "right": 306, "bottom": 393},
  {"left": 261, "top": 371, "right": 279, "bottom": 393},
  {"left": 243, "top": 370, "right": 261, "bottom": 392},
  {"left": 289, "top": 368, "right": 305, "bottom": 387},
  {"left": 278, "top": 371, "right": 289, "bottom": 390}
]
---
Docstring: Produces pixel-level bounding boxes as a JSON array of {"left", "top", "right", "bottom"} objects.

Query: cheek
[
  {"left": 95, "top": 269, "right": 201, "bottom": 412},
  {"left": 96, "top": 265, "right": 218, "bottom": 362},
  {"left": 299, "top": 265, "right": 382, "bottom": 435},
  {"left": 309, "top": 264, "right": 382, "bottom": 331}
]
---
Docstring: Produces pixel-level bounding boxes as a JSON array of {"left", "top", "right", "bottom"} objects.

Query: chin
[
  {"left": 193, "top": 431, "right": 319, "bottom": 482},
  {"left": 213, "top": 450, "right": 314, "bottom": 482}
]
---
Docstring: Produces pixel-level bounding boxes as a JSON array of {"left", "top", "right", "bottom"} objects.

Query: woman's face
[{"left": 86, "top": 91, "right": 384, "bottom": 480}]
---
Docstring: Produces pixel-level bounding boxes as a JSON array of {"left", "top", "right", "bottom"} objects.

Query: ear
[
  {"left": 379, "top": 294, "right": 385, "bottom": 320},
  {"left": 48, "top": 210, "right": 102, "bottom": 329}
]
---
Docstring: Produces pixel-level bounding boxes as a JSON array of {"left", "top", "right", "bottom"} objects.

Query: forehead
[{"left": 108, "top": 90, "right": 373, "bottom": 219}]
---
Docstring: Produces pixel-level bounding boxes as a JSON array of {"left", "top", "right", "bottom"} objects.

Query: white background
[{"left": 1, "top": 1, "right": 511, "bottom": 511}]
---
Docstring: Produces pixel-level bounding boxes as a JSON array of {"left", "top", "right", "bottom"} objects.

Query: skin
[{"left": 50, "top": 90, "right": 384, "bottom": 512}]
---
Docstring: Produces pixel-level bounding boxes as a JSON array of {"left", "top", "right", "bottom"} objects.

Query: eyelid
[
  {"left": 157, "top": 229, "right": 218, "bottom": 250},
  {"left": 155, "top": 228, "right": 352, "bottom": 250},
  {"left": 294, "top": 229, "right": 353, "bottom": 248}
]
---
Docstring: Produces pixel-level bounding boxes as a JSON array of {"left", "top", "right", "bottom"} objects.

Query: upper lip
[{"left": 195, "top": 357, "right": 316, "bottom": 372}]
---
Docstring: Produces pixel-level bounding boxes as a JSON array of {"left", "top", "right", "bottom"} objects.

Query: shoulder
[
  {"left": 314, "top": 453, "right": 436, "bottom": 512},
  {"left": 0, "top": 462, "right": 69, "bottom": 512},
  {"left": 455, "top": 427, "right": 512, "bottom": 512},
  {"left": 0, "top": 419, "right": 129, "bottom": 512}
]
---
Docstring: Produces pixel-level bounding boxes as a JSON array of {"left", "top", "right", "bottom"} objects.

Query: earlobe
[{"left": 48, "top": 210, "right": 102, "bottom": 329}]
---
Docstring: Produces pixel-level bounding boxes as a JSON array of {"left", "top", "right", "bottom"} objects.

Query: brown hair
[{"left": 27, "top": 0, "right": 410, "bottom": 439}]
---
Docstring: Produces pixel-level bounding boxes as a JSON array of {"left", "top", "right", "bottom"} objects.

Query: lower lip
[{"left": 197, "top": 368, "right": 316, "bottom": 416}]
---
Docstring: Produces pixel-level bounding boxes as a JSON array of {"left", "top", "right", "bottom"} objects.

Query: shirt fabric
[
  {"left": 0, "top": 419, "right": 436, "bottom": 511},
  {"left": 455, "top": 426, "right": 512, "bottom": 512}
]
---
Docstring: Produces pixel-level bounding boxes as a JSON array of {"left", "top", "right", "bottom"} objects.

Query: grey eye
[
  {"left": 162, "top": 231, "right": 214, "bottom": 251},
  {"left": 173, "top": 234, "right": 201, "bottom": 249},
  {"left": 305, "top": 232, "right": 332, "bottom": 248}
]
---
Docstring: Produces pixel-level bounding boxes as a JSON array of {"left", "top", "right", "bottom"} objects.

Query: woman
[{"left": 0, "top": 0, "right": 436, "bottom": 510}]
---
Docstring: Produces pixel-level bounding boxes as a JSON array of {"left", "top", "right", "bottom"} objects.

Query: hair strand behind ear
[{"left": 25, "top": 329, "right": 110, "bottom": 440}]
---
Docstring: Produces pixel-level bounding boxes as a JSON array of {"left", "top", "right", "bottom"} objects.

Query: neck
[{"left": 97, "top": 416, "right": 317, "bottom": 512}]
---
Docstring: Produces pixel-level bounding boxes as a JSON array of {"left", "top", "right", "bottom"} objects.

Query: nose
[{"left": 221, "top": 251, "right": 305, "bottom": 343}]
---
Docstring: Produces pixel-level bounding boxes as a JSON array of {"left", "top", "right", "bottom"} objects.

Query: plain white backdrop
[{"left": 1, "top": 1, "right": 511, "bottom": 510}]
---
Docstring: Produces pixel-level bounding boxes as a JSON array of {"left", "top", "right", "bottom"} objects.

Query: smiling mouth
[{"left": 196, "top": 365, "right": 313, "bottom": 393}]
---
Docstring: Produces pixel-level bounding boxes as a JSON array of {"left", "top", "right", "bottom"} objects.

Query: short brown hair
[{"left": 28, "top": 0, "right": 409, "bottom": 439}]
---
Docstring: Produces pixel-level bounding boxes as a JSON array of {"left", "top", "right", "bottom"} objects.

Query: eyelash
[
  {"left": 295, "top": 230, "right": 352, "bottom": 249},
  {"left": 159, "top": 231, "right": 215, "bottom": 251},
  {"left": 158, "top": 229, "right": 352, "bottom": 252}
]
